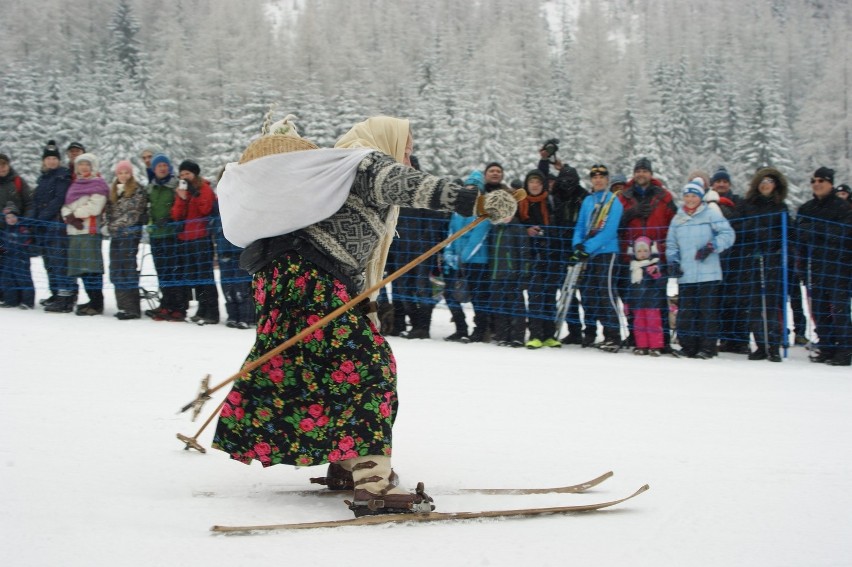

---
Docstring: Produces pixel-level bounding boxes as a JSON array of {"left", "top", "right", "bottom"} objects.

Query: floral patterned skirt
[{"left": 211, "top": 252, "right": 398, "bottom": 467}]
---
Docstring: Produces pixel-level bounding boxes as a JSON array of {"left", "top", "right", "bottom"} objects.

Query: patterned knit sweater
[{"left": 241, "top": 151, "right": 478, "bottom": 293}]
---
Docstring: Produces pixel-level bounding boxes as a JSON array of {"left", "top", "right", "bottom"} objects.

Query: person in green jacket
[{"left": 145, "top": 154, "right": 185, "bottom": 321}]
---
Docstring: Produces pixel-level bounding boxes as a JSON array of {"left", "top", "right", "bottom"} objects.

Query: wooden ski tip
[{"left": 176, "top": 433, "right": 207, "bottom": 453}]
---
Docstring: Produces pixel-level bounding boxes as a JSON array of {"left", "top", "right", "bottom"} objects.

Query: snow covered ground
[{"left": 2, "top": 289, "right": 850, "bottom": 567}]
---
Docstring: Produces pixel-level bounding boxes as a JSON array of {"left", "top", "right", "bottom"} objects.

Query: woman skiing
[{"left": 211, "top": 115, "right": 518, "bottom": 516}]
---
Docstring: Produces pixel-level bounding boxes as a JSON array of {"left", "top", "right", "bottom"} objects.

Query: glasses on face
[
  {"left": 590, "top": 173, "right": 607, "bottom": 179},
  {"left": 810, "top": 178, "right": 828, "bottom": 184}
]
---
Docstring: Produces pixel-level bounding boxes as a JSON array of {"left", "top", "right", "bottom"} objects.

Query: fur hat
[
  {"left": 178, "top": 159, "right": 201, "bottom": 176},
  {"left": 74, "top": 152, "right": 99, "bottom": 174},
  {"left": 682, "top": 178, "right": 705, "bottom": 198},
  {"left": 42, "top": 140, "right": 61, "bottom": 160},
  {"left": 634, "top": 157, "right": 653, "bottom": 173}
]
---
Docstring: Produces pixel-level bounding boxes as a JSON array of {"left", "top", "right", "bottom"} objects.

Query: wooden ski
[{"left": 211, "top": 483, "right": 649, "bottom": 533}]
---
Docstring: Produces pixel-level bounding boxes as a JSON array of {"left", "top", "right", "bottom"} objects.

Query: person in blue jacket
[
  {"left": 443, "top": 169, "right": 495, "bottom": 342},
  {"left": 570, "top": 165, "right": 625, "bottom": 351},
  {"left": 666, "top": 179, "right": 736, "bottom": 358}
]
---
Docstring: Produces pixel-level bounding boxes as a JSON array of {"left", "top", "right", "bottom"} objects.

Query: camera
[
  {"left": 542, "top": 138, "right": 559, "bottom": 158},
  {"left": 178, "top": 179, "right": 188, "bottom": 190}
]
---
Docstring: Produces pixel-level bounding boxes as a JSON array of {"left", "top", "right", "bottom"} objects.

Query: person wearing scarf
[
  {"left": 571, "top": 165, "right": 625, "bottom": 351},
  {"left": 666, "top": 179, "right": 735, "bottom": 358},
  {"left": 57, "top": 153, "right": 109, "bottom": 316},
  {"left": 517, "top": 169, "right": 561, "bottom": 348},
  {"left": 212, "top": 115, "right": 518, "bottom": 517},
  {"left": 106, "top": 160, "right": 149, "bottom": 320}
]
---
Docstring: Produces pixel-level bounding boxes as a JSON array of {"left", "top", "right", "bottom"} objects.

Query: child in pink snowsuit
[{"left": 625, "top": 236, "right": 666, "bottom": 355}]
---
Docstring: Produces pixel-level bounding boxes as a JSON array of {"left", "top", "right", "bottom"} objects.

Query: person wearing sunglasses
[{"left": 795, "top": 167, "right": 852, "bottom": 366}]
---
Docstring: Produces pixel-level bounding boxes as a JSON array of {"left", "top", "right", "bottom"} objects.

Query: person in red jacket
[
  {"left": 171, "top": 159, "right": 220, "bottom": 325},
  {"left": 618, "top": 158, "right": 678, "bottom": 349}
]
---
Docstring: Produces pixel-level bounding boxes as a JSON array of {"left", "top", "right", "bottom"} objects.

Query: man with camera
[{"left": 536, "top": 139, "right": 589, "bottom": 345}]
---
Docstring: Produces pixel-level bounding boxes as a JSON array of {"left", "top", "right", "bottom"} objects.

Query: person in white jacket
[{"left": 58, "top": 153, "right": 109, "bottom": 316}]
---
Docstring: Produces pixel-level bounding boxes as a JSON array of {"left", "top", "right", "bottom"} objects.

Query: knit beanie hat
[
  {"left": 42, "top": 140, "right": 61, "bottom": 160},
  {"left": 813, "top": 166, "right": 835, "bottom": 184},
  {"left": 524, "top": 169, "right": 546, "bottom": 185},
  {"left": 633, "top": 236, "right": 652, "bottom": 252},
  {"left": 634, "top": 157, "right": 653, "bottom": 173},
  {"left": 609, "top": 173, "right": 628, "bottom": 190},
  {"left": 484, "top": 162, "right": 503, "bottom": 173},
  {"left": 0, "top": 152, "right": 10, "bottom": 164},
  {"left": 114, "top": 160, "right": 134, "bottom": 175},
  {"left": 835, "top": 183, "right": 850, "bottom": 196},
  {"left": 710, "top": 166, "right": 731, "bottom": 184},
  {"left": 150, "top": 153, "right": 172, "bottom": 172},
  {"left": 74, "top": 152, "right": 99, "bottom": 174},
  {"left": 683, "top": 178, "right": 705, "bottom": 198},
  {"left": 3, "top": 201, "right": 19, "bottom": 215},
  {"left": 178, "top": 159, "right": 201, "bottom": 176},
  {"left": 67, "top": 141, "right": 86, "bottom": 153}
]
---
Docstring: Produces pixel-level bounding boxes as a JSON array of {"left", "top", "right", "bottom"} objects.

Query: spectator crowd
[{"left": 0, "top": 137, "right": 849, "bottom": 366}]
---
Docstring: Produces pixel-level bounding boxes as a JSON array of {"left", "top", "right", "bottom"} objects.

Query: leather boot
[
  {"left": 309, "top": 462, "right": 354, "bottom": 491},
  {"left": 343, "top": 455, "right": 434, "bottom": 517}
]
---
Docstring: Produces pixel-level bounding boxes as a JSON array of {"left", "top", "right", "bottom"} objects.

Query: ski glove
[
  {"left": 475, "top": 189, "right": 521, "bottom": 223},
  {"left": 64, "top": 214, "right": 84, "bottom": 230},
  {"left": 695, "top": 242, "right": 715, "bottom": 261},
  {"left": 668, "top": 262, "right": 684, "bottom": 278},
  {"left": 569, "top": 245, "right": 590, "bottom": 264}
]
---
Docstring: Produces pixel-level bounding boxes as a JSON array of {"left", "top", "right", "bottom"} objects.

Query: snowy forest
[{"left": 1, "top": 0, "right": 850, "bottom": 207}]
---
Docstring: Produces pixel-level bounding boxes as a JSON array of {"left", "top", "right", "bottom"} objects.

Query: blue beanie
[
  {"left": 683, "top": 179, "right": 705, "bottom": 198},
  {"left": 710, "top": 167, "right": 731, "bottom": 184},
  {"left": 150, "top": 154, "right": 173, "bottom": 177}
]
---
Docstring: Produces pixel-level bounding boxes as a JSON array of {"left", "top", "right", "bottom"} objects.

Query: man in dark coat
[{"left": 795, "top": 167, "right": 852, "bottom": 366}]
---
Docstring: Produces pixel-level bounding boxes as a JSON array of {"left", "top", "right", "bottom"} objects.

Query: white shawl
[{"left": 217, "top": 147, "right": 373, "bottom": 248}]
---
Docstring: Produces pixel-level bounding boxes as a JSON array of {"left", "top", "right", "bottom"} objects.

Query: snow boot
[
  {"left": 342, "top": 455, "right": 434, "bottom": 517},
  {"left": 44, "top": 293, "right": 75, "bottom": 313},
  {"left": 827, "top": 351, "right": 851, "bottom": 367},
  {"left": 767, "top": 346, "right": 782, "bottom": 363},
  {"left": 748, "top": 349, "right": 767, "bottom": 361},
  {"left": 76, "top": 289, "right": 104, "bottom": 316}
]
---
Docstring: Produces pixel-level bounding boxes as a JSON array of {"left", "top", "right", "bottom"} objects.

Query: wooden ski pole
[{"left": 176, "top": 207, "right": 510, "bottom": 451}]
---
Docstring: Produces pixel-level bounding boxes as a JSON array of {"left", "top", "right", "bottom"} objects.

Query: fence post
[{"left": 781, "top": 212, "right": 789, "bottom": 357}]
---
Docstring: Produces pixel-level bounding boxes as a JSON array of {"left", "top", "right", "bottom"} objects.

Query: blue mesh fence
[{"left": 1, "top": 212, "right": 849, "bottom": 353}]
